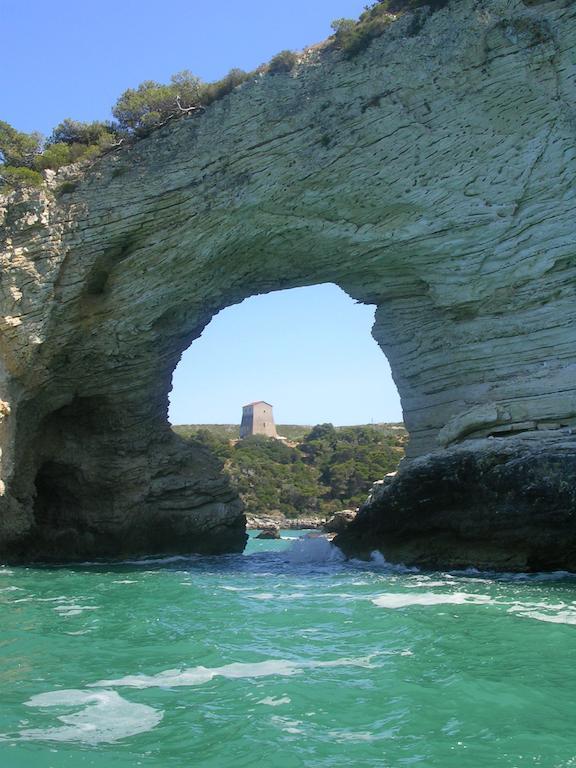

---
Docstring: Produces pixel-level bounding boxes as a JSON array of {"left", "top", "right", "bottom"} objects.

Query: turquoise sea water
[{"left": 1, "top": 531, "right": 576, "bottom": 768}]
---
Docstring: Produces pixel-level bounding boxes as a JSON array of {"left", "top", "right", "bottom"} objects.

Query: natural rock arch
[{"left": 0, "top": 0, "right": 575, "bottom": 565}]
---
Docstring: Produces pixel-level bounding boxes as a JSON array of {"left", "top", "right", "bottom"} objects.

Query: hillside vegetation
[
  {"left": 173, "top": 424, "right": 315, "bottom": 442},
  {"left": 174, "top": 423, "right": 407, "bottom": 519},
  {"left": 1, "top": 1, "right": 450, "bottom": 190}
]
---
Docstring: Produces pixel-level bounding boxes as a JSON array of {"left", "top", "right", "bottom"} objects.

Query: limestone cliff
[{"left": 0, "top": 0, "right": 575, "bottom": 564}]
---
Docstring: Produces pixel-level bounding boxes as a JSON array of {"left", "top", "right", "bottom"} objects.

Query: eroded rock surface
[
  {"left": 323, "top": 510, "right": 358, "bottom": 534},
  {"left": 0, "top": 0, "right": 575, "bottom": 562},
  {"left": 337, "top": 432, "right": 576, "bottom": 571}
]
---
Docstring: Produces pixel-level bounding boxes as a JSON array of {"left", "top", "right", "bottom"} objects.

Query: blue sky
[
  {"left": 2, "top": 0, "right": 402, "bottom": 426},
  {"left": 170, "top": 285, "right": 402, "bottom": 426}
]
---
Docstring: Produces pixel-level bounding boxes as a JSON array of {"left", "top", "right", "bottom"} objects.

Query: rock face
[
  {"left": 255, "top": 526, "right": 281, "bottom": 540},
  {"left": 338, "top": 433, "right": 576, "bottom": 571},
  {"left": 0, "top": 0, "right": 575, "bottom": 563},
  {"left": 323, "top": 510, "right": 358, "bottom": 534}
]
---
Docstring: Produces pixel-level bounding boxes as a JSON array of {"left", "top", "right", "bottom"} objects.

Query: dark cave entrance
[
  {"left": 33, "top": 460, "right": 84, "bottom": 530},
  {"left": 28, "top": 395, "right": 118, "bottom": 557}
]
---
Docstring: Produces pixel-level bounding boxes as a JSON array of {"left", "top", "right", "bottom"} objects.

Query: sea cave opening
[{"left": 168, "top": 283, "right": 405, "bottom": 525}]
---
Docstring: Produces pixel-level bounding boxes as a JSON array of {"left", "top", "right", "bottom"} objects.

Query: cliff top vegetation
[{"left": 0, "top": 0, "right": 449, "bottom": 191}]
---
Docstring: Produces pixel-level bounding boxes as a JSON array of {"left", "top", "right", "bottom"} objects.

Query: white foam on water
[
  {"left": 91, "top": 655, "right": 381, "bottom": 690},
  {"left": 372, "top": 590, "right": 576, "bottom": 622},
  {"left": 348, "top": 551, "right": 418, "bottom": 573},
  {"left": 19, "top": 689, "right": 163, "bottom": 744},
  {"left": 285, "top": 590, "right": 354, "bottom": 600},
  {"left": 93, "top": 660, "right": 301, "bottom": 688},
  {"left": 285, "top": 535, "right": 345, "bottom": 564},
  {"left": 247, "top": 591, "right": 309, "bottom": 601},
  {"left": 372, "top": 592, "right": 494, "bottom": 609},
  {"left": 514, "top": 610, "right": 576, "bottom": 625},
  {"left": 78, "top": 555, "right": 195, "bottom": 566},
  {"left": 270, "top": 715, "right": 304, "bottom": 735},
  {"left": 369, "top": 551, "right": 387, "bottom": 566},
  {"left": 328, "top": 730, "right": 380, "bottom": 743},
  {"left": 313, "top": 655, "right": 380, "bottom": 669},
  {"left": 13, "top": 596, "right": 69, "bottom": 604},
  {"left": 405, "top": 580, "right": 453, "bottom": 589},
  {"left": 507, "top": 599, "right": 567, "bottom": 612},
  {"left": 53, "top": 605, "right": 98, "bottom": 617},
  {"left": 257, "top": 696, "right": 291, "bottom": 707},
  {"left": 505, "top": 600, "right": 576, "bottom": 625},
  {"left": 112, "top": 580, "right": 138, "bottom": 585}
]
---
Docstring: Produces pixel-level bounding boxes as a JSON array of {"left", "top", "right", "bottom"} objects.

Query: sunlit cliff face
[{"left": 0, "top": 0, "right": 575, "bottom": 562}]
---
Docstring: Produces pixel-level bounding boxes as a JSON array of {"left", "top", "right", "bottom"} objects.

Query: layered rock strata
[{"left": 0, "top": 0, "right": 575, "bottom": 563}]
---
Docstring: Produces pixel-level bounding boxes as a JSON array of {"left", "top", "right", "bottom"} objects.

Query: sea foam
[
  {"left": 285, "top": 535, "right": 345, "bottom": 564},
  {"left": 257, "top": 695, "right": 291, "bottom": 707},
  {"left": 514, "top": 610, "right": 576, "bottom": 625},
  {"left": 19, "top": 689, "right": 162, "bottom": 744},
  {"left": 91, "top": 655, "right": 381, "bottom": 690},
  {"left": 372, "top": 592, "right": 494, "bottom": 609}
]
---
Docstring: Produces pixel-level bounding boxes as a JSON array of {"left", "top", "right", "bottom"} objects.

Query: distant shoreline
[{"left": 245, "top": 515, "right": 325, "bottom": 530}]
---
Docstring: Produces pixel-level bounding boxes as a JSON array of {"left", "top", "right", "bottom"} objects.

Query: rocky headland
[{"left": 0, "top": 0, "right": 575, "bottom": 566}]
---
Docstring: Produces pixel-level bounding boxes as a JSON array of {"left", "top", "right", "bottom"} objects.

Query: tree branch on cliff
[{"left": 176, "top": 97, "right": 206, "bottom": 114}]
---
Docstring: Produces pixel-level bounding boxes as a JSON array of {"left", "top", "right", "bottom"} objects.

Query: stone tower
[{"left": 240, "top": 401, "right": 278, "bottom": 439}]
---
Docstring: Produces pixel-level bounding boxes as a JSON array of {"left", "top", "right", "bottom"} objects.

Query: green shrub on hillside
[
  {"left": 33, "top": 142, "right": 72, "bottom": 170},
  {"left": 1, "top": 65, "right": 253, "bottom": 186},
  {"left": 331, "top": 5, "right": 394, "bottom": 57},
  {"left": 112, "top": 67, "right": 257, "bottom": 134},
  {"left": 301, "top": 424, "right": 402, "bottom": 505},
  {"left": 50, "top": 118, "right": 121, "bottom": 147},
  {"left": 0, "top": 165, "right": 43, "bottom": 188},
  {"left": 113, "top": 71, "right": 204, "bottom": 134},
  {"left": 35, "top": 140, "right": 106, "bottom": 171},
  {"left": 268, "top": 50, "right": 298, "bottom": 74},
  {"left": 385, "top": 0, "right": 450, "bottom": 10},
  {"left": 0, "top": 121, "right": 42, "bottom": 168},
  {"left": 201, "top": 68, "right": 252, "bottom": 105},
  {"left": 332, "top": 0, "right": 450, "bottom": 57},
  {"left": 112, "top": 80, "right": 177, "bottom": 133},
  {"left": 0, "top": 117, "right": 124, "bottom": 187},
  {"left": 231, "top": 435, "right": 326, "bottom": 517}
]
